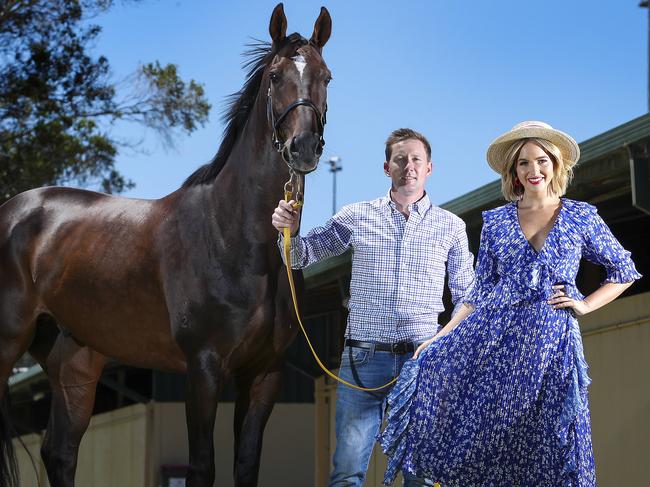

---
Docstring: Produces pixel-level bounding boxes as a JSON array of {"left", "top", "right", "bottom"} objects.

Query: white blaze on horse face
[{"left": 292, "top": 55, "right": 307, "bottom": 82}]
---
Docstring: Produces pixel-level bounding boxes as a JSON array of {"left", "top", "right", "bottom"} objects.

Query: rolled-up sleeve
[
  {"left": 447, "top": 219, "right": 476, "bottom": 316},
  {"left": 278, "top": 204, "right": 355, "bottom": 269}
]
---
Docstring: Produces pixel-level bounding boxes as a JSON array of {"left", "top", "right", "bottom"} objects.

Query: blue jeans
[{"left": 329, "top": 344, "right": 434, "bottom": 487}]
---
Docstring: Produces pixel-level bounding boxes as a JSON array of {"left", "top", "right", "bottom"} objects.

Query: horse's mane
[{"left": 182, "top": 33, "right": 308, "bottom": 188}]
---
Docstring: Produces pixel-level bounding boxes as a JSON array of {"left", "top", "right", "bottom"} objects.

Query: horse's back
[
  {"left": 0, "top": 186, "right": 161, "bottom": 277},
  {"left": 1, "top": 186, "right": 137, "bottom": 241}
]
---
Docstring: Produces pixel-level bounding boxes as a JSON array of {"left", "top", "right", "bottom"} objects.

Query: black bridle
[{"left": 266, "top": 86, "right": 327, "bottom": 161}]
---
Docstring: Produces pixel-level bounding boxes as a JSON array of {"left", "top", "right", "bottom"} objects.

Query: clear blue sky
[{"left": 94, "top": 0, "right": 646, "bottom": 232}]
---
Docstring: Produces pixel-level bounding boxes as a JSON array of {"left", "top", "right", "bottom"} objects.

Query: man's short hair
[{"left": 385, "top": 128, "right": 432, "bottom": 162}]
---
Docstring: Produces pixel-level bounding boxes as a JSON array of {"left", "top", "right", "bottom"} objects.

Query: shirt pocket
[{"left": 411, "top": 239, "right": 448, "bottom": 282}]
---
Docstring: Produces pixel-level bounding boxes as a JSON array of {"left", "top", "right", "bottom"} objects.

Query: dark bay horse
[{"left": 0, "top": 3, "right": 332, "bottom": 486}]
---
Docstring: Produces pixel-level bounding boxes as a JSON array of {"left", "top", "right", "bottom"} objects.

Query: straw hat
[{"left": 486, "top": 121, "right": 580, "bottom": 174}]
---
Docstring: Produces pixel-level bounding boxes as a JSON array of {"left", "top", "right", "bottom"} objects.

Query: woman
[{"left": 378, "top": 121, "right": 642, "bottom": 486}]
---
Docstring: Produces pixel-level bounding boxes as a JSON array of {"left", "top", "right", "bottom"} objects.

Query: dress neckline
[{"left": 511, "top": 198, "right": 564, "bottom": 254}]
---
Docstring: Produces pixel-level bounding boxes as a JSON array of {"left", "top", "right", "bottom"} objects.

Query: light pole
[
  {"left": 328, "top": 156, "right": 342, "bottom": 215},
  {"left": 641, "top": 1, "right": 649, "bottom": 111}
]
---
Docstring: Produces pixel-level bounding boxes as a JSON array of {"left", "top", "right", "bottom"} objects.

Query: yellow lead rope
[{"left": 283, "top": 189, "right": 398, "bottom": 392}]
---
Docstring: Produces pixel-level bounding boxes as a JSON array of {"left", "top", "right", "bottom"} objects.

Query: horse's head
[{"left": 266, "top": 3, "right": 332, "bottom": 174}]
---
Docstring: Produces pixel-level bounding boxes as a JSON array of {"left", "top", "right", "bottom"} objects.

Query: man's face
[{"left": 384, "top": 139, "right": 432, "bottom": 196}]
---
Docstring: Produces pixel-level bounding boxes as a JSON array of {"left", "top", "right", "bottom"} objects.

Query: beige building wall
[
  {"left": 15, "top": 402, "right": 314, "bottom": 487},
  {"left": 149, "top": 402, "right": 315, "bottom": 487},
  {"left": 580, "top": 291, "right": 650, "bottom": 485},
  {"left": 315, "top": 292, "right": 650, "bottom": 487},
  {"left": 14, "top": 431, "right": 47, "bottom": 486}
]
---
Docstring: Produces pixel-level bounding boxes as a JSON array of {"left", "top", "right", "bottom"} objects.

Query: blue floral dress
[{"left": 378, "top": 199, "right": 641, "bottom": 487}]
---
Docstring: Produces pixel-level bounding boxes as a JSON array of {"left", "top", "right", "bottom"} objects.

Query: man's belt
[{"left": 344, "top": 338, "right": 423, "bottom": 354}]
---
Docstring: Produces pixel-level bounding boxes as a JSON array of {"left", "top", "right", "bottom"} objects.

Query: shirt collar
[{"left": 385, "top": 191, "right": 431, "bottom": 216}]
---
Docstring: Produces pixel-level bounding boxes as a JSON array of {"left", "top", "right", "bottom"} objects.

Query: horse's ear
[
  {"left": 269, "top": 3, "right": 287, "bottom": 45},
  {"left": 310, "top": 7, "right": 332, "bottom": 51}
]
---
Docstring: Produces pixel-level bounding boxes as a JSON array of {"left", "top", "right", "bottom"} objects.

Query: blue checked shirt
[{"left": 280, "top": 192, "right": 475, "bottom": 343}]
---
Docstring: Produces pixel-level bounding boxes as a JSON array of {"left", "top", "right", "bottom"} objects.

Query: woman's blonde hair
[{"left": 500, "top": 138, "right": 573, "bottom": 201}]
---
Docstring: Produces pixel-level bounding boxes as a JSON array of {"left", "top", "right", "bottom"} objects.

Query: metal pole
[
  {"left": 328, "top": 156, "right": 342, "bottom": 215},
  {"left": 332, "top": 169, "right": 337, "bottom": 215},
  {"left": 641, "top": 1, "right": 650, "bottom": 111}
]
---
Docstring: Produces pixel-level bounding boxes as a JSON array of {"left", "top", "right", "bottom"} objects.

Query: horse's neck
[{"left": 210, "top": 99, "right": 290, "bottom": 238}]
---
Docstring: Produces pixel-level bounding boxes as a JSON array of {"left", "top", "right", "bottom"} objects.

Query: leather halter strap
[{"left": 266, "top": 87, "right": 327, "bottom": 157}]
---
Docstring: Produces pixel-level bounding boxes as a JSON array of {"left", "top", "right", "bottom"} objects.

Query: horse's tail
[{"left": 0, "top": 389, "right": 19, "bottom": 487}]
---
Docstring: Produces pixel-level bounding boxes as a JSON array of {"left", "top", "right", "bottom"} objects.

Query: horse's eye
[
  {"left": 325, "top": 76, "right": 332, "bottom": 85},
  {"left": 269, "top": 72, "right": 279, "bottom": 83}
]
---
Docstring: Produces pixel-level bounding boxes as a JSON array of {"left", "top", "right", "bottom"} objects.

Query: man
[{"left": 271, "top": 128, "right": 475, "bottom": 486}]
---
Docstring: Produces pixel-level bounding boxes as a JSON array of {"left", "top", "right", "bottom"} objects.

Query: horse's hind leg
[
  {"left": 0, "top": 339, "right": 30, "bottom": 487},
  {"left": 0, "top": 285, "right": 40, "bottom": 487},
  {"left": 41, "top": 333, "right": 106, "bottom": 487},
  {"left": 233, "top": 365, "right": 283, "bottom": 487}
]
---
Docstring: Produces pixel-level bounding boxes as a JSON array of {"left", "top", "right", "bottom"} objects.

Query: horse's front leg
[
  {"left": 233, "top": 364, "right": 283, "bottom": 487},
  {"left": 185, "top": 349, "right": 223, "bottom": 487}
]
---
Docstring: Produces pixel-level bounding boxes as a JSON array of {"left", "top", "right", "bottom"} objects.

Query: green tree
[{"left": 0, "top": 0, "right": 211, "bottom": 201}]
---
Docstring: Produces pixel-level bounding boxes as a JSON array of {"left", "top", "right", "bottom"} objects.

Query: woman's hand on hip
[{"left": 548, "top": 285, "right": 591, "bottom": 316}]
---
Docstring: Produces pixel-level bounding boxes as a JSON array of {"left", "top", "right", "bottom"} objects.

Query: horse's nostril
[{"left": 289, "top": 133, "right": 322, "bottom": 160}]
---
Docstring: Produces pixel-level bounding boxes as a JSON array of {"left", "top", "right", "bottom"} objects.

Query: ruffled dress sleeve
[
  {"left": 581, "top": 206, "right": 642, "bottom": 284},
  {"left": 463, "top": 210, "right": 499, "bottom": 307}
]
